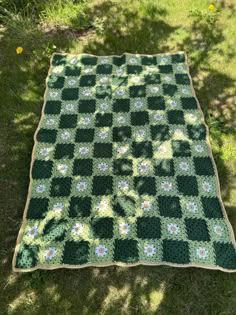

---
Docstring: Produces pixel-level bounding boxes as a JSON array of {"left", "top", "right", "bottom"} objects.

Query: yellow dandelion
[
  {"left": 208, "top": 4, "right": 215, "bottom": 11},
  {"left": 16, "top": 47, "right": 24, "bottom": 54}
]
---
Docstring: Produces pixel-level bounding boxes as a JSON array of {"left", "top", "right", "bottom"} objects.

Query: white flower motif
[
  {"left": 177, "top": 65, "right": 183, "bottom": 71},
  {"left": 134, "top": 100, "right": 144, "bottom": 108},
  {"left": 141, "top": 201, "right": 152, "bottom": 211},
  {"left": 100, "top": 102, "right": 109, "bottom": 111},
  {"left": 132, "top": 76, "right": 141, "bottom": 84},
  {"left": 144, "top": 244, "right": 156, "bottom": 257},
  {"left": 161, "top": 181, "right": 172, "bottom": 192},
  {"left": 202, "top": 181, "right": 212, "bottom": 193},
  {"left": 138, "top": 163, "right": 149, "bottom": 174},
  {"left": 61, "top": 131, "right": 71, "bottom": 140},
  {"left": 196, "top": 247, "right": 208, "bottom": 259},
  {"left": 82, "top": 117, "right": 91, "bottom": 125},
  {"left": 182, "top": 88, "right": 189, "bottom": 94},
  {"left": 186, "top": 201, "right": 198, "bottom": 213},
  {"left": 188, "top": 114, "right": 197, "bottom": 122},
  {"left": 70, "top": 57, "right": 77, "bottom": 65},
  {"left": 116, "top": 88, "right": 125, "bottom": 96},
  {"left": 168, "top": 99, "right": 177, "bottom": 107},
  {"left": 57, "top": 163, "right": 68, "bottom": 175},
  {"left": 117, "top": 116, "right": 126, "bottom": 124},
  {"left": 96, "top": 245, "right": 108, "bottom": 257},
  {"left": 71, "top": 223, "right": 84, "bottom": 235},
  {"left": 40, "top": 148, "right": 50, "bottom": 156},
  {"left": 68, "top": 79, "right": 76, "bottom": 86},
  {"left": 66, "top": 103, "right": 75, "bottom": 111},
  {"left": 84, "top": 67, "right": 93, "bottom": 74},
  {"left": 53, "top": 202, "right": 64, "bottom": 214},
  {"left": 164, "top": 76, "right": 172, "bottom": 82},
  {"left": 119, "top": 223, "right": 130, "bottom": 235},
  {"left": 118, "top": 180, "right": 129, "bottom": 191},
  {"left": 45, "top": 247, "right": 57, "bottom": 260},
  {"left": 167, "top": 223, "right": 179, "bottom": 235},
  {"left": 49, "top": 91, "right": 58, "bottom": 98},
  {"left": 214, "top": 225, "right": 223, "bottom": 236},
  {"left": 76, "top": 181, "right": 87, "bottom": 192},
  {"left": 27, "top": 226, "right": 38, "bottom": 238},
  {"left": 116, "top": 68, "right": 123, "bottom": 76},
  {"left": 154, "top": 113, "right": 164, "bottom": 121},
  {"left": 82, "top": 89, "right": 92, "bottom": 97},
  {"left": 99, "top": 130, "right": 109, "bottom": 139},
  {"left": 117, "top": 146, "right": 128, "bottom": 154},
  {"left": 195, "top": 144, "right": 204, "bottom": 153},
  {"left": 161, "top": 57, "right": 168, "bottom": 63},
  {"left": 79, "top": 147, "right": 89, "bottom": 155},
  {"left": 99, "top": 76, "right": 109, "bottom": 84},
  {"left": 158, "top": 144, "right": 168, "bottom": 153},
  {"left": 97, "top": 200, "right": 109, "bottom": 211},
  {"left": 135, "top": 129, "right": 145, "bottom": 138},
  {"left": 179, "top": 162, "right": 189, "bottom": 171},
  {"left": 130, "top": 57, "right": 138, "bottom": 64},
  {"left": 36, "top": 184, "right": 46, "bottom": 193},
  {"left": 98, "top": 162, "right": 108, "bottom": 172},
  {"left": 100, "top": 58, "right": 109, "bottom": 64},
  {"left": 150, "top": 86, "right": 159, "bottom": 93},
  {"left": 46, "top": 118, "right": 55, "bottom": 126}
]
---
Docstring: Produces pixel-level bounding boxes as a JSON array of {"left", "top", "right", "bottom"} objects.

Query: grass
[{"left": 0, "top": 0, "right": 236, "bottom": 313}]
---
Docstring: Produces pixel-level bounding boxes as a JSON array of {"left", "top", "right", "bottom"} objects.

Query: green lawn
[{"left": 0, "top": 0, "right": 236, "bottom": 314}]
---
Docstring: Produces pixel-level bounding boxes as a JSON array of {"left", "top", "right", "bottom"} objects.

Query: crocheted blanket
[{"left": 13, "top": 52, "right": 236, "bottom": 272}]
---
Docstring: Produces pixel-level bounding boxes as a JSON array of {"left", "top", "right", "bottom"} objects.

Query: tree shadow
[{"left": 0, "top": 1, "right": 236, "bottom": 314}]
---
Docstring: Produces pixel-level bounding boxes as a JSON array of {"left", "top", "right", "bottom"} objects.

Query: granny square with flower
[{"left": 13, "top": 52, "right": 236, "bottom": 272}]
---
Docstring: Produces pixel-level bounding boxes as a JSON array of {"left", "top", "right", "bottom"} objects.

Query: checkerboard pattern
[{"left": 14, "top": 53, "right": 236, "bottom": 272}]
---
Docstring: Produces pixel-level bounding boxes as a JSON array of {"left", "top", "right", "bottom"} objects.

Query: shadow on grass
[{"left": 0, "top": 1, "right": 236, "bottom": 314}]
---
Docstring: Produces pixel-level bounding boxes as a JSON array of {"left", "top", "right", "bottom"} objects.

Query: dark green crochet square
[
  {"left": 54, "top": 144, "right": 74, "bottom": 159},
  {"left": 80, "top": 75, "right": 96, "bottom": 87},
  {"left": 37, "top": 129, "right": 57, "bottom": 143},
  {"left": 129, "top": 85, "right": 146, "bottom": 98},
  {"left": 131, "top": 111, "right": 149, "bottom": 125},
  {"left": 127, "top": 65, "right": 143, "bottom": 74},
  {"left": 137, "top": 217, "right": 161, "bottom": 239},
  {"left": 134, "top": 177, "right": 156, "bottom": 195},
  {"left": 43, "top": 218, "right": 67, "bottom": 242},
  {"left": 96, "top": 85, "right": 112, "bottom": 99},
  {"left": 187, "top": 124, "right": 206, "bottom": 140},
  {"left": 50, "top": 177, "right": 72, "bottom": 197},
  {"left": 48, "top": 75, "right": 65, "bottom": 89},
  {"left": 112, "top": 76, "right": 128, "bottom": 86},
  {"left": 175, "top": 73, "right": 190, "bottom": 85},
  {"left": 201, "top": 197, "right": 223, "bottom": 219},
  {"left": 132, "top": 141, "right": 153, "bottom": 158},
  {"left": 114, "top": 239, "right": 138, "bottom": 263},
  {"left": 181, "top": 97, "right": 198, "bottom": 109},
  {"left": 63, "top": 241, "right": 89, "bottom": 264},
  {"left": 113, "top": 126, "right": 131, "bottom": 142},
  {"left": 163, "top": 240, "right": 189, "bottom": 264},
  {"left": 62, "top": 88, "right": 79, "bottom": 100},
  {"left": 163, "top": 84, "right": 177, "bottom": 96},
  {"left": 151, "top": 125, "right": 170, "bottom": 141},
  {"left": 144, "top": 73, "right": 161, "bottom": 84},
  {"left": 113, "top": 55, "right": 126, "bottom": 66},
  {"left": 65, "top": 66, "right": 81, "bottom": 76},
  {"left": 167, "top": 110, "right": 185, "bottom": 125},
  {"left": 26, "top": 198, "right": 49, "bottom": 219},
  {"left": 172, "top": 53, "right": 185, "bottom": 63},
  {"left": 113, "top": 159, "right": 133, "bottom": 175},
  {"left": 81, "top": 55, "right": 97, "bottom": 65},
  {"left": 96, "top": 64, "right": 112, "bottom": 74},
  {"left": 79, "top": 100, "right": 96, "bottom": 113},
  {"left": 15, "top": 244, "right": 39, "bottom": 269},
  {"left": 147, "top": 96, "right": 165, "bottom": 110},
  {"left": 59, "top": 114, "right": 77, "bottom": 129},
  {"left": 44, "top": 101, "right": 61, "bottom": 114},
  {"left": 214, "top": 243, "right": 236, "bottom": 270},
  {"left": 177, "top": 176, "right": 198, "bottom": 196},
  {"left": 75, "top": 129, "right": 94, "bottom": 142},
  {"left": 32, "top": 160, "right": 53, "bottom": 179},
  {"left": 94, "top": 143, "right": 112, "bottom": 158},
  {"left": 73, "top": 159, "right": 93, "bottom": 176},
  {"left": 95, "top": 113, "right": 113, "bottom": 127},
  {"left": 194, "top": 157, "right": 215, "bottom": 176},
  {"left": 92, "top": 217, "right": 113, "bottom": 239},
  {"left": 113, "top": 99, "right": 130, "bottom": 112},
  {"left": 172, "top": 140, "right": 191, "bottom": 157},
  {"left": 92, "top": 176, "right": 113, "bottom": 195},
  {"left": 185, "top": 218, "right": 210, "bottom": 241},
  {"left": 155, "top": 159, "right": 175, "bottom": 176},
  {"left": 69, "top": 197, "right": 91, "bottom": 217},
  {"left": 52, "top": 54, "right": 67, "bottom": 66},
  {"left": 158, "top": 196, "right": 182, "bottom": 218},
  {"left": 141, "top": 56, "right": 157, "bottom": 65},
  {"left": 158, "top": 65, "right": 173, "bottom": 73}
]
